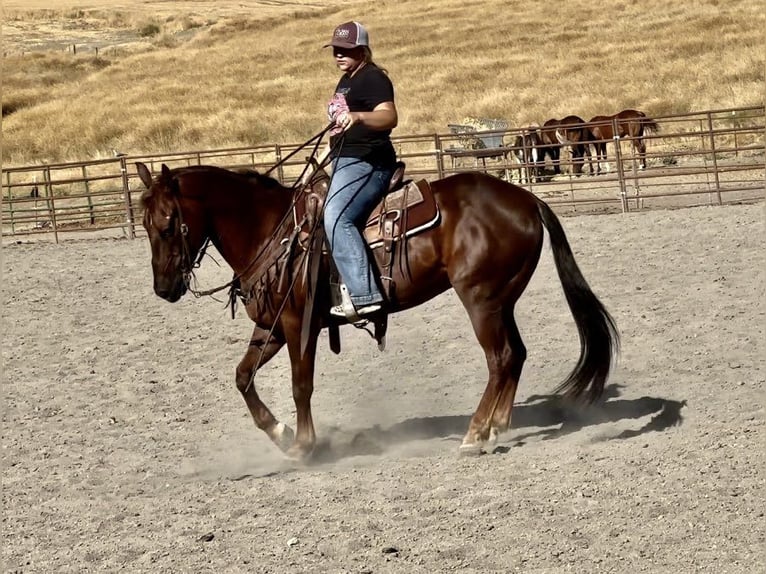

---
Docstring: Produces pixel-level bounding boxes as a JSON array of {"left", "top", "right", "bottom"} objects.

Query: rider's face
[{"left": 333, "top": 46, "right": 364, "bottom": 74}]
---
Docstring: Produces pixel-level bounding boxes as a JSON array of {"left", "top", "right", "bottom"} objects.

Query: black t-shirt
[{"left": 327, "top": 64, "right": 396, "bottom": 167}]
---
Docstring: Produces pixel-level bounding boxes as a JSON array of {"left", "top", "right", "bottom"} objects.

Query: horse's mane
[
  {"left": 139, "top": 165, "right": 285, "bottom": 209},
  {"left": 233, "top": 167, "right": 284, "bottom": 190}
]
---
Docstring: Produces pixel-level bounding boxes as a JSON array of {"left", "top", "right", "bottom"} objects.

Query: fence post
[
  {"left": 120, "top": 158, "right": 136, "bottom": 238},
  {"left": 275, "top": 144, "right": 285, "bottom": 183},
  {"left": 43, "top": 166, "right": 60, "bottom": 243},
  {"left": 706, "top": 112, "right": 723, "bottom": 205},
  {"left": 614, "top": 135, "right": 628, "bottom": 213},
  {"left": 81, "top": 165, "right": 95, "bottom": 225},
  {"left": 434, "top": 134, "right": 444, "bottom": 180},
  {"left": 5, "top": 171, "right": 15, "bottom": 234}
]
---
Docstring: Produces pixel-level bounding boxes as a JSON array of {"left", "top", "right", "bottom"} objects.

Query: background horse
[
  {"left": 509, "top": 126, "right": 544, "bottom": 183},
  {"left": 588, "top": 109, "right": 660, "bottom": 171},
  {"left": 538, "top": 118, "right": 562, "bottom": 175},
  {"left": 555, "top": 115, "right": 595, "bottom": 175},
  {"left": 137, "top": 162, "right": 619, "bottom": 460}
]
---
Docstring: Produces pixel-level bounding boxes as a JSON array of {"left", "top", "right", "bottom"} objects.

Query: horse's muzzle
[{"left": 154, "top": 278, "right": 186, "bottom": 302}]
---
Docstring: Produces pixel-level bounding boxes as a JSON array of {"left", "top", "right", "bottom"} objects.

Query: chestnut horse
[
  {"left": 555, "top": 115, "right": 595, "bottom": 175},
  {"left": 588, "top": 109, "right": 660, "bottom": 172},
  {"left": 136, "top": 162, "right": 619, "bottom": 460}
]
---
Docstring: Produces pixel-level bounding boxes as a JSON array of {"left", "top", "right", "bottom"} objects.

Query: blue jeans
[{"left": 324, "top": 157, "right": 393, "bottom": 306}]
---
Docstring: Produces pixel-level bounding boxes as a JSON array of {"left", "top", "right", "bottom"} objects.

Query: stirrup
[
  {"left": 329, "top": 303, "right": 382, "bottom": 318},
  {"left": 329, "top": 284, "right": 382, "bottom": 321}
]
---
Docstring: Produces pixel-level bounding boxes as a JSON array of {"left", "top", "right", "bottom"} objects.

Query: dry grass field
[{"left": 2, "top": 0, "right": 764, "bottom": 165}]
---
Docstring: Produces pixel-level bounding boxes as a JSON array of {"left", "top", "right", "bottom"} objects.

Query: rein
[
  {"left": 174, "top": 123, "right": 337, "bottom": 300},
  {"left": 168, "top": 125, "right": 349, "bottom": 394}
]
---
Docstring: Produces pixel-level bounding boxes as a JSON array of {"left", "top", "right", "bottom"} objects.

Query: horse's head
[{"left": 137, "top": 162, "right": 207, "bottom": 302}]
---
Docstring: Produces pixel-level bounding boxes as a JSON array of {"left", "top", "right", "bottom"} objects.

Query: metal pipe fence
[{"left": 2, "top": 105, "right": 763, "bottom": 242}]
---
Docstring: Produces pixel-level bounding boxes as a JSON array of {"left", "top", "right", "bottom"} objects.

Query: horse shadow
[{"left": 310, "top": 384, "right": 686, "bottom": 464}]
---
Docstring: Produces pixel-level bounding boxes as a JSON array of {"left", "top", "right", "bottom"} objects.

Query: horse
[
  {"left": 588, "top": 109, "right": 660, "bottom": 172},
  {"left": 554, "top": 115, "right": 595, "bottom": 175},
  {"left": 509, "top": 126, "right": 544, "bottom": 183},
  {"left": 538, "top": 118, "right": 562, "bottom": 175},
  {"left": 136, "top": 161, "right": 619, "bottom": 460}
]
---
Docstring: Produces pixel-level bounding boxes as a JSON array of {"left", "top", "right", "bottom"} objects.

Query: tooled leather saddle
[
  {"left": 293, "top": 161, "right": 440, "bottom": 353},
  {"left": 295, "top": 161, "right": 440, "bottom": 302}
]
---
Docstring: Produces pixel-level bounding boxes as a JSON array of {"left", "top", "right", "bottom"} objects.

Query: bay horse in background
[
  {"left": 510, "top": 126, "right": 545, "bottom": 183},
  {"left": 538, "top": 118, "right": 562, "bottom": 176},
  {"left": 136, "top": 161, "right": 619, "bottom": 461},
  {"left": 555, "top": 115, "right": 595, "bottom": 175},
  {"left": 588, "top": 109, "right": 660, "bottom": 172}
]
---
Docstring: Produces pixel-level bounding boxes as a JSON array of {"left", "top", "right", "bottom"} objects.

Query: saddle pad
[{"left": 363, "top": 180, "right": 440, "bottom": 248}]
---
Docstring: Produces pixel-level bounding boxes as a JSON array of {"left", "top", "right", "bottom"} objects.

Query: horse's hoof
[
  {"left": 458, "top": 442, "right": 485, "bottom": 457},
  {"left": 486, "top": 427, "right": 499, "bottom": 449},
  {"left": 271, "top": 422, "right": 295, "bottom": 452},
  {"left": 285, "top": 443, "right": 314, "bottom": 462}
]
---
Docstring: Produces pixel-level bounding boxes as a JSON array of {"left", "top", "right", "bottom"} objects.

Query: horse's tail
[
  {"left": 641, "top": 115, "right": 660, "bottom": 134},
  {"left": 535, "top": 197, "right": 620, "bottom": 402}
]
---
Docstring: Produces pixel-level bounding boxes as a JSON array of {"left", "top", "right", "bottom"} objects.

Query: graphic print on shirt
[{"left": 327, "top": 89, "right": 350, "bottom": 136}]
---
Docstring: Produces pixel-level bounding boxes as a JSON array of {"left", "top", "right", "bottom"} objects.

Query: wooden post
[{"left": 120, "top": 158, "right": 136, "bottom": 238}]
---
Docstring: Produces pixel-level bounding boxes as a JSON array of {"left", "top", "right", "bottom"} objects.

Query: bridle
[
  {"left": 169, "top": 194, "right": 210, "bottom": 295},
  {"left": 153, "top": 123, "right": 353, "bottom": 392},
  {"left": 165, "top": 123, "right": 339, "bottom": 301}
]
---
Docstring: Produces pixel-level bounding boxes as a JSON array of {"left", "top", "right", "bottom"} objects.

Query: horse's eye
[{"left": 159, "top": 217, "right": 175, "bottom": 239}]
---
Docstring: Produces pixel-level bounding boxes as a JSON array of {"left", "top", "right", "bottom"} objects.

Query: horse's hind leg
[
  {"left": 236, "top": 325, "right": 292, "bottom": 452},
  {"left": 459, "top": 303, "right": 518, "bottom": 456},
  {"left": 489, "top": 308, "right": 526, "bottom": 435},
  {"left": 636, "top": 138, "right": 647, "bottom": 169}
]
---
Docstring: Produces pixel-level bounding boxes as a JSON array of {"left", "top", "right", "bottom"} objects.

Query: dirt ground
[{"left": 2, "top": 202, "right": 764, "bottom": 573}]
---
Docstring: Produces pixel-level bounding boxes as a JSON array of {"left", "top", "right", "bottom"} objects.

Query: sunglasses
[{"left": 333, "top": 46, "right": 362, "bottom": 58}]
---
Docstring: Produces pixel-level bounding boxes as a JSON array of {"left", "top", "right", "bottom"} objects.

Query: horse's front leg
[
  {"left": 282, "top": 313, "right": 320, "bottom": 461},
  {"left": 235, "top": 325, "right": 294, "bottom": 453}
]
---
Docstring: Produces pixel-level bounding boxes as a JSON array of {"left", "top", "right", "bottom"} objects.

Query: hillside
[{"left": 2, "top": 0, "right": 764, "bottom": 165}]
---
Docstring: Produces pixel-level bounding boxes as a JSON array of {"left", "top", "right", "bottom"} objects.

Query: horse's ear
[
  {"left": 161, "top": 163, "right": 172, "bottom": 180},
  {"left": 136, "top": 162, "right": 153, "bottom": 189}
]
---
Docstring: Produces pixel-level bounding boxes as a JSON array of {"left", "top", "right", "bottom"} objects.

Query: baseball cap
[{"left": 323, "top": 21, "right": 369, "bottom": 49}]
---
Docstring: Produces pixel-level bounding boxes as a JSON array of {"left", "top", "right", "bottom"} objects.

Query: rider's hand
[{"left": 336, "top": 111, "right": 359, "bottom": 131}]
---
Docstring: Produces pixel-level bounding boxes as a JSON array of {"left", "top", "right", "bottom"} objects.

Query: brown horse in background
[
  {"left": 136, "top": 162, "right": 619, "bottom": 460},
  {"left": 588, "top": 109, "right": 660, "bottom": 172},
  {"left": 538, "top": 118, "right": 562, "bottom": 175},
  {"left": 510, "top": 126, "right": 545, "bottom": 183},
  {"left": 555, "top": 115, "right": 595, "bottom": 175}
]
